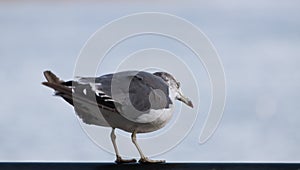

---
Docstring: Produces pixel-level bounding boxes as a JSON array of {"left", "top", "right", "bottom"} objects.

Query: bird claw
[
  {"left": 115, "top": 156, "right": 137, "bottom": 164},
  {"left": 139, "top": 157, "right": 166, "bottom": 164}
]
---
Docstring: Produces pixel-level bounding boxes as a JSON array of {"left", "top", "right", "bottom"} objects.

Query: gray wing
[{"left": 78, "top": 71, "right": 173, "bottom": 112}]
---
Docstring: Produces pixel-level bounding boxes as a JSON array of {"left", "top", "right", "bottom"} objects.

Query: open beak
[{"left": 176, "top": 92, "right": 193, "bottom": 108}]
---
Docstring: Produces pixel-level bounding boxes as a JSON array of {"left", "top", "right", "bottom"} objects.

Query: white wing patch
[{"left": 83, "top": 88, "right": 87, "bottom": 95}]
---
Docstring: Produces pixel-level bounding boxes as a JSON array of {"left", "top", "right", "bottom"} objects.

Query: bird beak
[{"left": 176, "top": 92, "right": 193, "bottom": 108}]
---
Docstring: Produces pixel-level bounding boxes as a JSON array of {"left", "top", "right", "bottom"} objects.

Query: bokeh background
[{"left": 1, "top": 0, "right": 300, "bottom": 162}]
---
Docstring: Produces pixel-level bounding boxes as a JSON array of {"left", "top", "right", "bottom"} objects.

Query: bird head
[{"left": 153, "top": 72, "right": 193, "bottom": 108}]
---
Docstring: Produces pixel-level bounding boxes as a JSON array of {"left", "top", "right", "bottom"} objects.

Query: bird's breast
[{"left": 135, "top": 105, "right": 174, "bottom": 124}]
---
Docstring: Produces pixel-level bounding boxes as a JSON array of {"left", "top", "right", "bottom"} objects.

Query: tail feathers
[
  {"left": 42, "top": 70, "right": 118, "bottom": 112},
  {"left": 42, "top": 81, "right": 74, "bottom": 105},
  {"left": 43, "top": 70, "right": 64, "bottom": 84},
  {"left": 42, "top": 70, "right": 74, "bottom": 106},
  {"left": 42, "top": 82, "right": 72, "bottom": 95},
  {"left": 42, "top": 70, "right": 68, "bottom": 94}
]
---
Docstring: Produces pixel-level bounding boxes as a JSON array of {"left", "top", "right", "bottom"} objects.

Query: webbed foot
[
  {"left": 115, "top": 156, "right": 137, "bottom": 164},
  {"left": 138, "top": 157, "right": 166, "bottom": 164}
]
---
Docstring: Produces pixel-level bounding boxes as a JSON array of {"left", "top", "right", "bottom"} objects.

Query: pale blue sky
[{"left": 1, "top": 1, "right": 300, "bottom": 162}]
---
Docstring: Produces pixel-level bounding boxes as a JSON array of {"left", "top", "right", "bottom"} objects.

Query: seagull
[{"left": 42, "top": 70, "right": 193, "bottom": 164}]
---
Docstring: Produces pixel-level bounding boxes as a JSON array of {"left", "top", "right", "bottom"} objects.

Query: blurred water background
[{"left": 0, "top": 1, "right": 300, "bottom": 162}]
